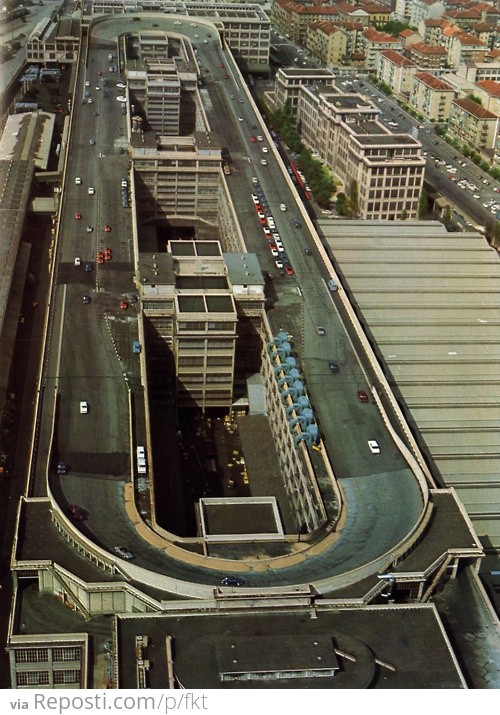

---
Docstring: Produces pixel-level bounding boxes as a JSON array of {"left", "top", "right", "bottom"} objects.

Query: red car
[
  {"left": 357, "top": 390, "right": 369, "bottom": 403},
  {"left": 250, "top": 136, "right": 257, "bottom": 143},
  {"left": 104, "top": 248, "right": 112, "bottom": 261},
  {"left": 285, "top": 266, "right": 294, "bottom": 276},
  {"left": 219, "top": 63, "right": 224, "bottom": 68},
  {"left": 97, "top": 252, "right": 104, "bottom": 264},
  {"left": 104, "top": 224, "right": 111, "bottom": 232},
  {"left": 97, "top": 70, "right": 102, "bottom": 76},
  {"left": 120, "top": 300, "right": 128, "bottom": 310},
  {"left": 223, "top": 74, "right": 229, "bottom": 79},
  {"left": 75, "top": 212, "right": 82, "bottom": 220}
]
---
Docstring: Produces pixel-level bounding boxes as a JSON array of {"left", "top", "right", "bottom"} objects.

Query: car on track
[
  {"left": 114, "top": 546, "right": 134, "bottom": 559},
  {"left": 220, "top": 576, "right": 244, "bottom": 586}
]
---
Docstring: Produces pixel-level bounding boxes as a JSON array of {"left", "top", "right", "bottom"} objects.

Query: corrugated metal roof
[{"left": 321, "top": 219, "right": 500, "bottom": 553}]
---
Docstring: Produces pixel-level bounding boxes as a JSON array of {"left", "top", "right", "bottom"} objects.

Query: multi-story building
[
  {"left": 306, "top": 21, "right": 347, "bottom": 66},
  {"left": 273, "top": 66, "right": 336, "bottom": 116},
  {"left": 361, "top": 28, "right": 403, "bottom": 69},
  {"left": 132, "top": 136, "right": 222, "bottom": 225},
  {"left": 407, "top": 40, "right": 448, "bottom": 69},
  {"left": 271, "top": 0, "right": 349, "bottom": 45},
  {"left": 410, "top": 71, "right": 455, "bottom": 121},
  {"left": 474, "top": 79, "right": 500, "bottom": 115},
  {"left": 448, "top": 96, "right": 499, "bottom": 151},
  {"left": 25, "top": 16, "right": 80, "bottom": 65},
  {"left": 409, "top": 0, "right": 446, "bottom": 28},
  {"left": 457, "top": 51, "right": 500, "bottom": 82},
  {"left": 297, "top": 84, "right": 425, "bottom": 220},
  {"left": 398, "top": 28, "right": 422, "bottom": 49},
  {"left": 378, "top": 49, "right": 418, "bottom": 97},
  {"left": 89, "top": 1, "right": 272, "bottom": 72},
  {"left": 418, "top": 16, "right": 452, "bottom": 45},
  {"left": 447, "top": 33, "right": 488, "bottom": 70},
  {"left": 341, "top": 2, "right": 391, "bottom": 27},
  {"left": 140, "top": 241, "right": 238, "bottom": 411}
]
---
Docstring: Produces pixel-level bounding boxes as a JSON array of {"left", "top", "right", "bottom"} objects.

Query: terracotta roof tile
[{"left": 452, "top": 97, "right": 498, "bottom": 118}]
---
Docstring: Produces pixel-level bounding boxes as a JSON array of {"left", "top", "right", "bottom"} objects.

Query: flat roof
[
  {"left": 224, "top": 252, "right": 264, "bottom": 284},
  {"left": 117, "top": 604, "right": 466, "bottom": 688},
  {"left": 320, "top": 219, "right": 500, "bottom": 552}
]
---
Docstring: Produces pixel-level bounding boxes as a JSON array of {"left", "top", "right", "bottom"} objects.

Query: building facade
[{"left": 297, "top": 84, "right": 425, "bottom": 220}]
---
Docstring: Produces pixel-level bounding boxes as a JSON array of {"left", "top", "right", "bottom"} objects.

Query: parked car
[{"left": 368, "top": 440, "right": 380, "bottom": 454}]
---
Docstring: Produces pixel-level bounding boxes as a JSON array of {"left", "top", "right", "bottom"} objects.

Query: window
[{"left": 15, "top": 649, "right": 49, "bottom": 663}]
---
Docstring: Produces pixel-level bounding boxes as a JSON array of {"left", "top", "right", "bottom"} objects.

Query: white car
[
  {"left": 114, "top": 546, "right": 134, "bottom": 560},
  {"left": 257, "top": 135, "right": 263, "bottom": 141},
  {"left": 74, "top": 257, "right": 81, "bottom": 266},
  {"left": 280, "top": 203, "right": 286, "bottom": 211},
  {"left": 88, "top": 187, "right": 95, "bottom": 195},
  {"left": 261, "top": 159, "right": 267, "bottom": 165},
  {"left": 368, "top": 440, "right": 380, "bottom": 454},
  {"left": 116, "top": 96, "right": 127, "bottom": 102},
  {"left": 262, "top": 146, "right": 268, "bottom": 153},
  {"left": 75, "top": 177, "right": 82, "bottom": 185},
  {"left": 80, "top": 401, "right": 88, "bottom": 414}
]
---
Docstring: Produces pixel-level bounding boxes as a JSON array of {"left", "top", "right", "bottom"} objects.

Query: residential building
[
  {"left": 271, "top": 0, "right": 344, "bottom": 45},
  {"left": 409, "top": 0, "right": 446, "bottom": 27},
  {"left": 306, "top": 21, "right": 347, "bottom": 66},
  {"left": 398, "top": 28, "right": 422, "bottom": 49},
  {"left": 407, "top": 41, "right": 448, "bottom": 69},
  {"left": 418, "top": 16, "right": 452, "bottom": 45},
  {"left": 297, "top": 84, "right": 425, "bottom": 220},
  {"left": 475, "top": 79, "right": 500, "bottom": 115},
  {"left": 447, "top": 33, "right": 488, "bottom": 70},
  {"left": 361, "top": 28, "right": 403, "bottom": 69},
  {"left": 448, "top": 96, "right": 499, "bottom": 151},
  {"left": 457, "top": 54, "right": 500, "bottom": 82},
  {"left": 410, "top": 71, "right": 455, "bottom": 121},
  {"left": 378, "top": 49, "right": 418, "bottom": 97}
]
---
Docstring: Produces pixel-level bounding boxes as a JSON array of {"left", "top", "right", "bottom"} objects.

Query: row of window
[
  {"left": 15, "top": 647, "right": 81, "bottom": 663},
  {"left": 16, "top": 670, "right": 80, "bottom": 686}
]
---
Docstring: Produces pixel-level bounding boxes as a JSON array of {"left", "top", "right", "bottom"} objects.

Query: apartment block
[
  {"left": 378, "top": 49, "right": 418, "bottom": 97},
  {"left": 448, "top": 97, "right": 499, "bottom": 151},
  {"left": 418, "top": 16, "right": 451, "bottom": 45},
  {"left": 447, "top": 33, "right": 488, "bottom": 70},
  {"left": 474, "top": 79, "right": 500, "bottom": 115},
  {"left": 132, "top": 136, "right": 222, "bottom": 224},
  {"left": 410, "top": 71, "right": 455, "bottom": 121},
  {"left": 398, "top": 28, "right": 422, "bottom": 48},
  {"left": 361, "top": 28, "right": 403, "bottom": 69},
  {"left": 407, "top": 41, "right": 447, "bottom": 69},
  {"left": 271, "top": 0, "right": 348, "bottom": 45},
  {"left": 297, "top": 84, "right": 425, "bottom": 220},
  {"left": 7, "top": 635, "right": 88, "bottom": 689},
  {"left": 409, "top": 0, "right": 446, "bottom": 28},
  {"left": 306, "top": 21, "right": 347, "bottom": 66}
]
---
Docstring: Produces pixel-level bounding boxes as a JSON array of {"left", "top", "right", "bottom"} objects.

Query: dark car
[
  {"left": 294, "top": 219, "right": 302, "bottom": 228},
  {"left": 357, "top": 390, "right": 369, "bottom": 403},
  {"left": 328, "top": 360, "right": 339, "bottom": 373},
  {"left": 67, "top": 504, "right": 85, "bottom": 520},
  {"left": 221, "top": 576, "right": 245, "bottom": 587},
  {"left": 304, "top": 248, "right": 312, "bottom": 255},
  {"left": 57, "top": 461, "right": 67, "bottom": 474}
]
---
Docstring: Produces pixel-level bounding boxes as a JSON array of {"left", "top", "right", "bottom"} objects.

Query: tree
[
  {"left": 336, "top": 192, "right": 348, "bottom": 216},
  {"left": 348, "top": 179, "right": 359, "bottom": 216},
  {"left": 418, "top": 187, "right": 429, "bottom": 218}
]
